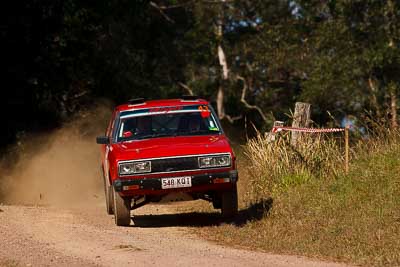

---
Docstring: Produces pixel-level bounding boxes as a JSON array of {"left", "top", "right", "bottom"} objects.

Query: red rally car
[{"left": 96, "top": 96, "right": 238, "bottom": 226}]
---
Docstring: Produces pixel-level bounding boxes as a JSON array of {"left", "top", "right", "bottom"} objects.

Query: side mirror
[{"left": 96, "top": 136, "right": 110, "bottom": 144}]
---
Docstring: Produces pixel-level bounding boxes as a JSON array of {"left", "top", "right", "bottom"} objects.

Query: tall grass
[
  {"left": 353, "top": 128, "right": 400, "bottom": 158},
  {"left": 245, "top": 132, "right": 344, "bottom": 198},
  {"left": 197, "top": 128, "right": 400, "bottom": 266}
]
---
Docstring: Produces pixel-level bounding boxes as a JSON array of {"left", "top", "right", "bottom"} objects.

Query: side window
[{"left": 208, "top": 105, "right": 222, "bottom": 132}]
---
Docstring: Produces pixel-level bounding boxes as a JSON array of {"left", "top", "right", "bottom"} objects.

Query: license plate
[{"left": 161, "top": 176, "right": 192, "bottom": 189}]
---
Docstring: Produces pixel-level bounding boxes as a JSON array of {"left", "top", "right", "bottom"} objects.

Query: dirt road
[{"left": 0, "top": 201, "right": 348, "bottom": 267}]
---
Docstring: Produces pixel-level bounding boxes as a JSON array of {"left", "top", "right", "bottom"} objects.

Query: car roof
[{"left": 115, "top": 98, "right": 209, "bottom": 112}]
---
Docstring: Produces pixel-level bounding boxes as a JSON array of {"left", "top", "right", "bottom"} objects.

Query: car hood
[{"left": 111, "top": 135, "right": 232, "bottom": 161}]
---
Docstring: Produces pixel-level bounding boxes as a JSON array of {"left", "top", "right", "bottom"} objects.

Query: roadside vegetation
[{"left": 195, "top": 130, "right": 400, "bottom": 266}]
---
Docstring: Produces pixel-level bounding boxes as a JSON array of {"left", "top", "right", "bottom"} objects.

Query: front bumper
[{"left": 113, "top": 170, "right": 238, "bottom": 192}]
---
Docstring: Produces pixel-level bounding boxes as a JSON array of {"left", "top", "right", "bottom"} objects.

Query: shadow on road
[
  {"left": 131, "top": 198, "right": 273, "bottom": 228},
  {"left": 234, "top": 197, "right": 273, "bottom": 226}
]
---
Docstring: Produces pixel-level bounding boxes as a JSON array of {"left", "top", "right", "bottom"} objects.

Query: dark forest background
[{"left": 2, "top": 0, "right": 400, "bottom": 148}]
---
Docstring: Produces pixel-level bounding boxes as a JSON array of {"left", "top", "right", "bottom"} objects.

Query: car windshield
[{"left": 116, "top": 111, "right": 221, "bottom": 142}]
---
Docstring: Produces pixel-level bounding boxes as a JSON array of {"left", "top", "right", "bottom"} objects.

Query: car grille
[{"left": 151, "top": 156, "right": 199, "bottom": 173}]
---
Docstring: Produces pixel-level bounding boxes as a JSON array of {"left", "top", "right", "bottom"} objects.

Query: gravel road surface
[{"left": 0, "top": 202, "right": 349, "bottom": 267}]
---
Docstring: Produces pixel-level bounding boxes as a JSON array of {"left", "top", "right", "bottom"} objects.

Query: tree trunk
[
  {"left": 218, "top": 45, "right": 229, "bottom": 80},
  {"left": 368, "top": 77, "right": 382, "bottom": 118},
  {"left": 217, "top": 84, "right": 225, "bottom": 119},
  {"left": 390, "top": 83, "right": 398, "bottom": 129},
  {"left": 216, "top": 42, "right": 228, "bottom": 119},
  {"left": 291, "top": 102, "right": 311, "bottom": 146},
  {"left": 215, "top": 0, "right": 228, "bottom": 120}
]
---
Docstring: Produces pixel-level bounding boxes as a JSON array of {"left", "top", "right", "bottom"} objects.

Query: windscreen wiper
[
  {"left": 135, "top": 132, "right": 174, "bottom": 139},
  {"left": 176, "top": 129, "right": 219, "bottom": 136}
]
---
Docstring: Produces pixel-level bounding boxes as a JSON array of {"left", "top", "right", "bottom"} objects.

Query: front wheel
[
  {"left": 112, "top": 187, "right": 131, "bottom": 226},
  {"left": 221, "top": 184, "right": 238, "bottom": 219}
]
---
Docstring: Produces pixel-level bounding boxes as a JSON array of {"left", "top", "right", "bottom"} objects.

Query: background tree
[{"left": 1, "top": 0, "right": 399, "bottom": 149}]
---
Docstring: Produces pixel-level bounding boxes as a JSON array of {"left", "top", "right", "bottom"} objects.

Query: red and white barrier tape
[{"left": 271, "top": 126, "right": 345, "bottom": 133}]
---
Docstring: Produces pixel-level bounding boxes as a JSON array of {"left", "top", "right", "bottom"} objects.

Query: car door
[{"left": 101, "top": 110, "right": 118, "bottom": 184}]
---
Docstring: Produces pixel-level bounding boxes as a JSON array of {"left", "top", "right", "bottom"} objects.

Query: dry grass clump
[
  {"left": 353, "top": 128, "right": 400, "bottom": 159},
  {"left": 245, "top": 132, "right": 344, "bottom": 198},
  {"left": 196, "top": 128, "right": 400, "bottom": 266}
]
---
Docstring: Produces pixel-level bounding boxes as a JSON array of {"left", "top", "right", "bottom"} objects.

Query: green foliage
[
  {"left": 2, "top": 0, "right": 191, "bottom": 146},
  {"left": 2, "top": 0, "right": 400, "bottom": 147},
  {"left": 298, "top": 0, "right": 400, "bottom": 122}
]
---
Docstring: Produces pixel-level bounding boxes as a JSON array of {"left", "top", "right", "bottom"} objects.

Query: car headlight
[
  {"left": 119, "top": 161, "right": 151, "bottom": 175},
  {"left": 198, "top": 155, "right": 231, "bottom": 168}
]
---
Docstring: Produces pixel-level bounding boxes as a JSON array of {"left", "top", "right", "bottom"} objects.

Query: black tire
[
  {"left": 112, "top": 187, "right": 131, "bottom": 226},
  {"left": 103, "top": 174, "right": 114, "bottom": 215},
  {"left": 212, "top": 195, "right": 221, "bottom": 209},
  {"left": 221, "top": 184, "right": 238, "bottom": 219}
]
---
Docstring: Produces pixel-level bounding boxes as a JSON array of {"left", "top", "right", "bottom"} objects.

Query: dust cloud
[{"left": 0, "top": 101, "right": 112, "bottom": 208}]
